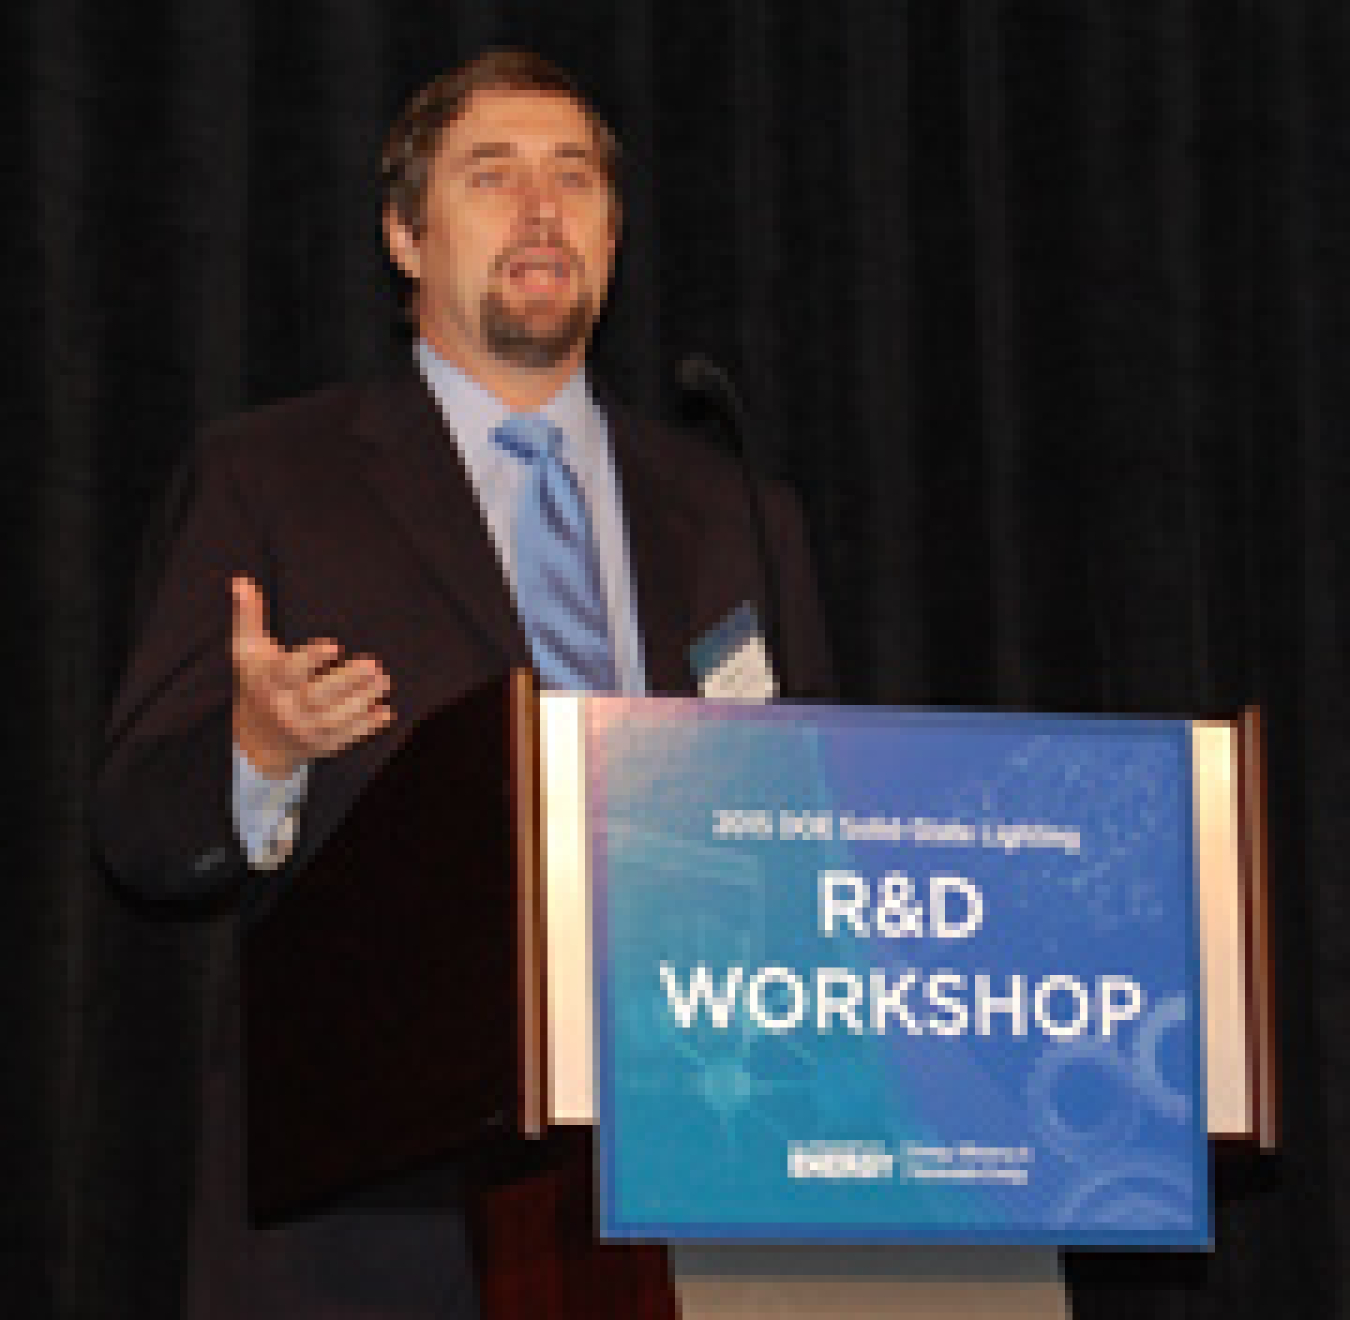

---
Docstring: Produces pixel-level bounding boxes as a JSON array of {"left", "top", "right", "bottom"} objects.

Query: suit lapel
[
  {"left": 351, "top": 374, "right": 703, "bottom": 697},
  {"left": 351, "top": 374, "right": 531, "bottom": 669},
  {"left": 607, "top": 407, "right": 699, "bottom": 697}
]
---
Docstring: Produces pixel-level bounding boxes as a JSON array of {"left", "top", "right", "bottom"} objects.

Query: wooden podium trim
[
  {"left": 510, "top": 668, "right": 548, "bottom": 1138},
  {"left": 1236, "top": 706, "right": 1279, "bottom": 1149},
  {"left": 1198, "top": 706, "right": 1280, "bottom": 1149}
]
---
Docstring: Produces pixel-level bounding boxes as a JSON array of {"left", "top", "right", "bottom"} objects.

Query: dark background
[{"left": 5, "top": 0, "right": 1347, "bottom": 1315}]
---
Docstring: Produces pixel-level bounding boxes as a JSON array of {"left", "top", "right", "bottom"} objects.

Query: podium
[{"left": 243, "top": 673, "right": 1275, "bottom": 1319}]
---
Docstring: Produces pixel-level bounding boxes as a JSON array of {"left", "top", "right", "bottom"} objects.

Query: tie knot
[{"left": 492, "top": 415, "right": 564, "bottom": 465}]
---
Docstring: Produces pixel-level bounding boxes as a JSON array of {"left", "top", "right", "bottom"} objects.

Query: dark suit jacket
[
  {"left": 96, "top": 371, "right": 833, "bottom": 907},
  {"left": 93, "top": 371, "right": 834, "bottom": 1318}
]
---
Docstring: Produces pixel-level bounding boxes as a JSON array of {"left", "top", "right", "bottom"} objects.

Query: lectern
[{"left": 243, "top": 672, "right": 1275, "bottom": 1319}]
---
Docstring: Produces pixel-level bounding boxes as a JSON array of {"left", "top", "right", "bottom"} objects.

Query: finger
[
  {"left": 301, "top": 655, "right": 388, "bottom": 708},
  {"left": 268, "top": 658, "right": 384, "bottom": 746},
  {"left": 274, "top": 638, "right": 344, "bottom": 689},
  {"left": 317, "top": 701, "right": 396, "bottom": 755},
  {"left": 231, "top": 576, "right": 269, "bottom": 643},
  {"left": 292, "top": 671, "right": 389, "bottom": 743},
  {"left": 231, "top": 576, "right": 286, "bottom": 687}
]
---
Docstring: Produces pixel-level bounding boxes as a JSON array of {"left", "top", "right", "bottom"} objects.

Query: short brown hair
[{"left": 381, "top": 49, "right": 621, "bottom": 237}]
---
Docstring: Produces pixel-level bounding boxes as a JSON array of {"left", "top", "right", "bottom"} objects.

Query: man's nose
[{"left": 516, "top": 170, "right": 562, "bottom": 221}]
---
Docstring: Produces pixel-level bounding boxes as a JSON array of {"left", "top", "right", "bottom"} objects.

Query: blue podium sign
[{"left": 585, "top": 699, "right": 1210, "bottom": 1246}]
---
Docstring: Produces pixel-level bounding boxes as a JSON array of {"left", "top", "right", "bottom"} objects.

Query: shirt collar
[{"left": 414, "top": 339, "right": 600, "bottom": 469}]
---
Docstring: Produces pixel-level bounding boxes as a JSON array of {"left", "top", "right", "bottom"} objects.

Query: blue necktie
[{"left": 492, "top": 416, "right": 618, "bottom": 691}]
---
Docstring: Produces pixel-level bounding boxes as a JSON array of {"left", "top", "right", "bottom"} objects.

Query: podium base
[{"left": 669, "top": 1246, "right": 1070, "bottom": 1320}]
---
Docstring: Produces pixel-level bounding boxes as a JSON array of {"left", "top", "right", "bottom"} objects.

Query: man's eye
[
  {"left": 557, "top": 171, "right": 594, "bottom": 190},
  {"left": 470, "top": 170, "right": 508, "bottom": 188}
]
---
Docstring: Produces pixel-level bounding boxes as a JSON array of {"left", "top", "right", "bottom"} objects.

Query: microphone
[
  {"left": 676, "top": 355, "right": 785, "bottom": 695},
  {"left": 676, "top": 355, "right": 747, "bottom": 426}
]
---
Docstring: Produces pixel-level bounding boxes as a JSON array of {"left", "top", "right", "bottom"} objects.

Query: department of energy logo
[
  {"left": 788, "top": 1141, "right": 895, "bottom": 1180},
  {"left": 787, "top": 1140, "right": 1036, "bottom": 1184}
]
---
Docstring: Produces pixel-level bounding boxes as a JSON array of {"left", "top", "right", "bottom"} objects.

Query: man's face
[{"left": 386, "top": 89, "right": 618, "bottom": 376}]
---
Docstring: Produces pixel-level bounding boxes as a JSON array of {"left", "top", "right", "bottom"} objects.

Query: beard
[{"left": 481, "top": 287, "right": 596, "bottom": 369}]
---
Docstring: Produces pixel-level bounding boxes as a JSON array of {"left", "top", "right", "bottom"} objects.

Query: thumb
[{"left": 231, "top": 575, "right": 270, "bottom": 645}]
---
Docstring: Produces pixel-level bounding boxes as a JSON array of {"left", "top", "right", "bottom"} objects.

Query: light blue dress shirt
[
  {"left": 233, "top": 341, "right": 648, "bottom": 864},
  {"left": 413, "top": 339, "right": 647, "bottom": 695}
]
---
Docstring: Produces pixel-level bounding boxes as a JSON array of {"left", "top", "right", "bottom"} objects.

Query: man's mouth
[{"left": 496, "top": 246, "right": 579, "bottom": 297}]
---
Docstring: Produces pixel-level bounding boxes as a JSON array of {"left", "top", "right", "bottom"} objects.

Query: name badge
[{"left": 689, "top": 601, "right": 778, "bottom": 703}]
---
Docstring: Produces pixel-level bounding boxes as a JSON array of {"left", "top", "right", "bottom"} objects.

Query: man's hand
[{"left": 232, "top": 575, "right": 393, "bottom": 781}]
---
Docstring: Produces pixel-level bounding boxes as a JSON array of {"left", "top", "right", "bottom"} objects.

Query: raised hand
[{"left": 231, "top": 575, "right": 393, "bottom": 780}]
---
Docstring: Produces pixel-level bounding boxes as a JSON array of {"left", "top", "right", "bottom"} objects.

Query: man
[{"left": 95, "top": 50, "right": 832, "bottom": 1318}]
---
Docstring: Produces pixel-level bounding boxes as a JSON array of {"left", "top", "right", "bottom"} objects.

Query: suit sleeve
[{"left": 93, "top": 428, "right": 273, "bottom": 904}]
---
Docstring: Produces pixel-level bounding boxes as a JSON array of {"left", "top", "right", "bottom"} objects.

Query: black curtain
[{"left": 5, "top": 1, "right": 1347, "bottom": 1315}]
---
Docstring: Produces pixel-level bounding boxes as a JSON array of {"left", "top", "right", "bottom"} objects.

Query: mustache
[{"left": 490, "top": 239, "right": 584, "bottom": 278}]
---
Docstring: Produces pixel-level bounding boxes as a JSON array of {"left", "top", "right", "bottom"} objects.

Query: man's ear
[{"left": 383, "top": 206, "right": 422, "bottom": 281}]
